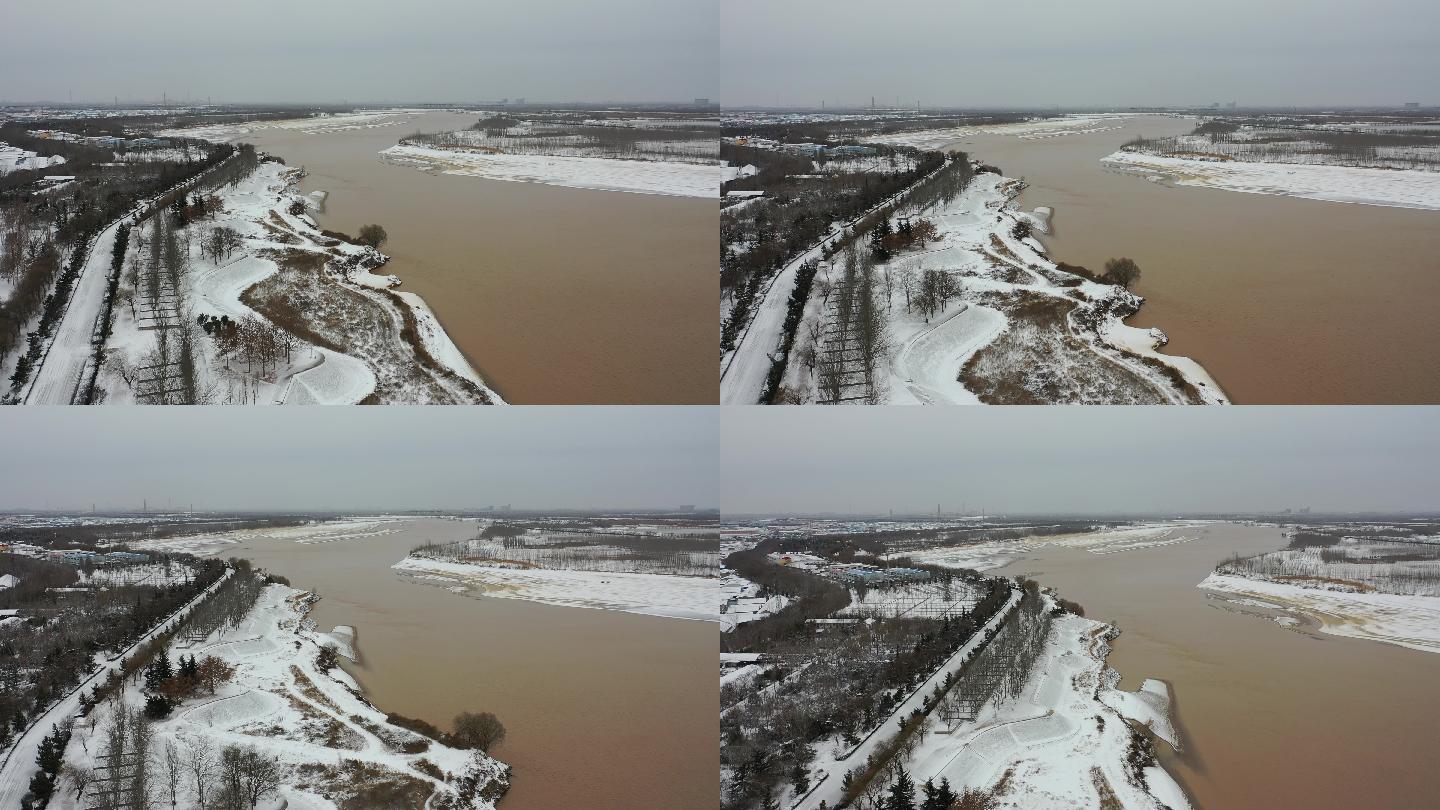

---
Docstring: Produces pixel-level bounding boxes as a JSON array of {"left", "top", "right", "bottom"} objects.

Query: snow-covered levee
[
  {"left": 723, "top": 145, "right": 1227, "bottom": 405},
  {"left": 51, "top": 578, "right": 510, "bottom": 810},
  {"left": 81, "top": 153, "right": 501, "bottom": 404}
]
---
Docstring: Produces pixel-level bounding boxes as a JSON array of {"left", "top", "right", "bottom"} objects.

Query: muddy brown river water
[
  {"left": 947, "top": 117, "right": 1440, "bottom": 404},
  {"left": 219, "top": 519, "right": 716, "bottom": 810},
  {"left": 993, "top": 523, "right": 1440, "bottom": 810},
  {"left": 239, "top": 112, "right": 716, "bottom": 404}
]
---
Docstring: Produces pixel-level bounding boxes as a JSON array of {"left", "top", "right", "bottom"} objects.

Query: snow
[
  {"left": 721, "top": 570, "right": 789, "bottom": 632},
  {"left": 78, "top": 562, "right": 196, "bottom": 588},
  {"left": 869, "top": 114, "right": 1135, "bottom": 150},
  {"left": 895, "top": 614, "right": 1189, "bottom": 810},
  {"left": 790, "top": 589, "right": 1024, "bottom": 810},
  {"left": 393, "top": 556, "right": 717, "bottom": 622},
  {"left": 721, "top": 163, "right": 758, "bottom": 182},
  {"left": 380, "top": 143, "right": 720, "bottom": 198},
  {"left": 0, "top": 570, "right": 234, "bottom": 809},
  {"left": 0, "top": 142, "right": 66, "bottom": 174},
  {"left": 0, "top": 574, "right": 17, "bottom": 589},
  {"left": 51, "top": 583, "right": 509, "bottom": 810},
  {"left": 1102, "top": 148, "right": 1440, "bottom": 211},
  {"left": 158, "top": 110, "right": 425, "bottom": 143},
  {"left": 127, "top": 518, "right": 410, "bottom": 556},
  {"left": 1198, "top": 572, "right": 1440, "bottom": 655},
  {"left": 903, "top": 523, "right": 1205, "bottom": 572},
  {"left": 83, "top": 159, "right": 497, "bottom": 405},
  {"left": 720, "top": 163, "right": 947, "bottom": 404},
  {"left": 747, "top": 162, "right": 1226, "bottom": 405}
]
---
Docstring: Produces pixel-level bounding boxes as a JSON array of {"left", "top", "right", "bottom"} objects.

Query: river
[
  {"left": 946, "top": 117, "right": 1440, "bottom": 404},
  {"left": 238, "top": 111, "right": 716, "bottom": 404},
  {"left": 218, "top": 518, "right": 716, "bottom": 810},
  {"left": 993, "top": 523, "right": 1440, "bottom": 809}
]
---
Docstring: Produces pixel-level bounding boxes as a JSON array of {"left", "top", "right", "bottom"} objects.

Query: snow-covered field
[
  {"left": 869, "top": 114, "right": 1134, "bottom": 150},
  {"left": 126, "top": 518, "right": 410, "bottom": 556},
  {"left": 1198, "top": 572, "right": 1440, "bottom": 655},
  {"left": 157, "top": 110, "right": 426, "bottom": 143},
  {"left": 52, "top": 583, "right": 509, "bottom": 810},
  {"left": 380, "top": 143, "right": 720, "bottom": 198},
  {"left": 898, "top": 615, "right": 1189, "bottom": 810},
  {"left": 720, "top": 570, "right": 788, "bottom": 632},
  {"left": 78, "top": 562, "right": 197, "bottom": 587},
  {"left": 0, "top": 142, "right": 66, "bottom": 173},
  {"left": 1102, "top": 148, "right": 1440, "bottom": 210},
  {"left": 393, "top": 556, "right": 717, "bottom": 622},
  {"left": 902, "top": 523, "right": 1204, "bottom": 572}
]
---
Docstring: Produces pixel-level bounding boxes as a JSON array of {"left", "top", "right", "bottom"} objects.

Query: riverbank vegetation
[
  {"left": 1121, "top": 114, "right": 1440, "bottom": 171},
  {"left": 401, "top": 110, "right": 717, "bottom": 164},
  {"left": 720, "top": 532, "right": 1015, "bottom": 810}
]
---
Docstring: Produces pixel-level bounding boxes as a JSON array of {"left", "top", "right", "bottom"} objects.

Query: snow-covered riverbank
[
  {"left": 1198, "top": 572, "right": 1440, "bottom": 655},
  {"left": 53, "top": 583, "right": 509, "bottom": 810},
  {"left": 393, "top": 555, "right": 717, "bottom": 622},
  {"left": 1102, "top": 148, "right": 1440, "bottom": 211},
  {"left": 774, "top": 168, "right": 1226, "bottom": 404},
  {"left": 899, "top": 614, "right": 1189, "bottom": 810},
  {"left": 380, "top": 143, "right": 720, "bottom": 198},
  {"left": 900, "top": 523, "right": 1205, "bottom": 572},
  {"left": 93, "top": 159, "right": 500, "bottom": 404}
]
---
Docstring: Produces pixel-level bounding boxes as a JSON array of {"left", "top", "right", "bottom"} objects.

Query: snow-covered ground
[
  {"left": 78, "top": 562, "right": 197, "bottom": 587},
  {"left": 0, "top": 570, "right": 233, "bottom": 809},
  {"left": 380, "top": 143, "right": 720, "bottom": 198},
  {"left": 1198, "top": 572, "right": 1440, "bottom": 655},
  {"left": 51, "top": 583, "right": 509, "bottom": 810},
  {"left": 897, "top": 614, "right": 1189, "bottom": 810},
  {"left": 125, "top": 518, "right": 410, "bottom": 556},
  {"left": 157, "top": 110, "right": 426, "bottom": 143},
  {"left": 761, "top": 166, "right": 1224, "bottom": 405},
  {"left": 869, "top": 114, "right": 1135, "bottom": 150},
  {"left": 0, "top": 142, "right": 66, "bottom": 173},
  {"left": 393, "top": 556, "right": 717, "bottom": 622},
  {"left": 1102, "top": 148, "right": 1440, "bottom": 211},
  {"left": 720, "top": 163, "right": 947, "bottom": 404},
  {"left": 720, "top": 570, "right": 788, "bottom": 632},
  {"left": 902, "top": 523, "right": 1204, "bottom": 573},
  {"left": 85, "top": 159, "right": 499, "bottom": 405}
]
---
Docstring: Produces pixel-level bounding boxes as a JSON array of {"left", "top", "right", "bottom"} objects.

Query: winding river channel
[
  {"left": 992, "top": 523, "right": 1440, "bottom": 809},
  {"left": 947, "top": 117, "right": 1440, "bottom": 404},
  {"left": 218, "top": 518, "right": 715, "bottom": 810},
  {"left": 239, "top": 111, "right": 716, "bottom": 404}
]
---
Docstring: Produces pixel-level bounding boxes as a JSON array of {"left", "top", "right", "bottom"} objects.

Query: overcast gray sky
[
  {"left": 0, "top": 408, "right": 715, "bottom": 512},
  {"left": 721, "top": 407, "right": 1440, "bottom": 515},
  {"left": 0, "top": 0, "right": 715, "bottom": 104},
  {"left": 722, "top": 0, "right": 1438, "bottom": 108}
]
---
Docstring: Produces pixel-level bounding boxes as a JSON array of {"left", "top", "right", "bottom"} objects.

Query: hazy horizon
[
  {"left": 721, "top": 0, "right": 1438, "bottom": 108},
  {"left": 0, "top": 0, "right": 715, "bottom": 105},
  {"left": 0, "top": 408, "right": 717, "bottom": 512},
  {"left": 721, "top": 407, "right": 1440, "bottom": 515}
]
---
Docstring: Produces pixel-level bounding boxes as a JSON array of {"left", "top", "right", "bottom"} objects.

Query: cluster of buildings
[
  {"left": 27, "top": 130, "right": 172, "bottom": 150},
  {"left": 0, "top": 543, "right": 149, "bottom": 566}
]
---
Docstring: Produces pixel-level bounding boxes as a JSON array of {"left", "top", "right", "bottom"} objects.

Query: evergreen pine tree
[{"left": 886, "top": 764, "right": 916, "bottom": 810}]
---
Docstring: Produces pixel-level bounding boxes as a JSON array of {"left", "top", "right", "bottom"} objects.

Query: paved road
[
  {"left": 0, "top": 569, "right": 231, "bottom": 806},
  {"left": 720, "top": 165, "right": 944, "bottom": 405}
]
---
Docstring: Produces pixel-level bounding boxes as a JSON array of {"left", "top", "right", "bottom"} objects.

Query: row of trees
[
  {"left": 412, "top": 529, "right": 717, "bottom": 577},
  {"left": 59, "top": 701, "right": 282, "bottom": 810}
]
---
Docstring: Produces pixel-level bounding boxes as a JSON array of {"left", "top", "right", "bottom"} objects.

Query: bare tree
[
  {"left": 184, "top": 736, "right": 218, "bottom": 809},
  {"left": 161, "top": 739, "right": 183, "bottom": 809},
  {"left": 451, "top": 711, "right": 506, "bottom": 752}
]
